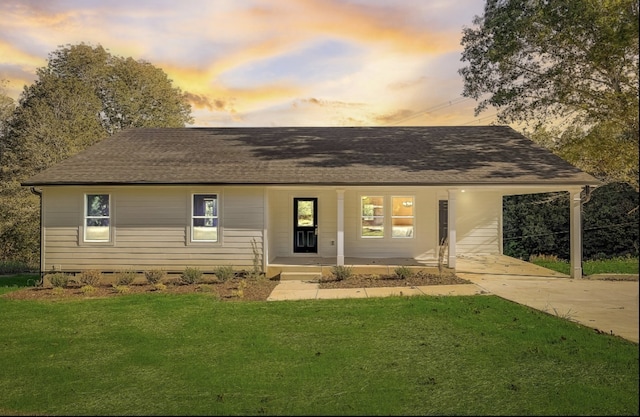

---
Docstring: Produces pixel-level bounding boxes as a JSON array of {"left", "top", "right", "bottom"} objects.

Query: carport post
[{"left": 569, "top": 188, "right": 583, "bottom": 279}]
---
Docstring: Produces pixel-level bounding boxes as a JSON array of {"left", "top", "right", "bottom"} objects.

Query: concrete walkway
[{"left": 267, "top": 254, "right": 639, "bottom": 344}]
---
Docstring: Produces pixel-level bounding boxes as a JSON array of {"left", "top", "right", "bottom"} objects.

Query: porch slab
[{"left": 267, "top": 256, "right": 449, "bottom": 279}]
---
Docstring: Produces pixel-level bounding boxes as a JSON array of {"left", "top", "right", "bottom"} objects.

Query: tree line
[
  {"left": 1, "top": 0, "right": 639, "bottom": 268},
  {"left": 0, "top": 44, "right": 193, "bottom": 266}
]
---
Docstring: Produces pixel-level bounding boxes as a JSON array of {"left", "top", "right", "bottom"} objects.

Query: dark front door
[{"left": 293, "top": 197, "right": 318, "bottom": 253}]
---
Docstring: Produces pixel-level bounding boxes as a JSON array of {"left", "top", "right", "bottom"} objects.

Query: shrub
[
  {"left": 331, "top": 265, "right": 353, "bottom": 281},
  {"left": 214, "top": 265, "right": 235, "bottom": 282},
  {"left": 394, "top": 266, "right": 414, "bottom": 279},
  {"left": 78, "top": 269, "right": 103, "bottom": 286},
  {"left": 112, "top": 285, "right": 130, "bottom": 294},
  {"left": 232, "top": 279, "right": 247, "bottom": 298},
  {"left": 144, "top": 269, "right": 166, "bottom": 284},
  {"left": 47, "top": 272, "right": 69, "bottom": 288},
  {"left": 181, "top": 267, "right": 203, "bottom": 284},
  {"left": 115, "top": 269, "right": 137, "bottom": 286},
  {"left": 80, "top": 285, "right": 96, "bottom": 294},
  {"left": 153, "top": 283, "right": 167, "bottom": 291}
]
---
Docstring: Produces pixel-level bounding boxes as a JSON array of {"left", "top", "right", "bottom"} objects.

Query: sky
[{"left": 0, "top": 0, "right": 494, "bottom": 127}]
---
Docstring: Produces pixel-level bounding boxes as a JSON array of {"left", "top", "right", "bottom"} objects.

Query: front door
[{"left": 293, "top": 197, "right": 318, "bottom": 253}]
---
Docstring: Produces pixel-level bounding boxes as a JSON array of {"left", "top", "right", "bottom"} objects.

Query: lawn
[
  {"left": 529, "top": 255, "right": 639, "bottom": 276},
  {"left": 0, "top": 277, "right": 637, "bottom": 416}
]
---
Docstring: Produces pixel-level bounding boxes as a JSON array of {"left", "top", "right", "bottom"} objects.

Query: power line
[
  {"left": 386, "top": 96, "right": 473, "bottom": 126},
  {"left": 504, "top": 221, "right": 639, "bottom": 241}
]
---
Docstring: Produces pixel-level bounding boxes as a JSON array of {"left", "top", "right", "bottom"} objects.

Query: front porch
[{"left": 266, "top": 256, "right": 451, "bottom": 280}]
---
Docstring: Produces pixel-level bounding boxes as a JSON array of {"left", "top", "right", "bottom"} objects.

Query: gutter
[{"left": 29, "top": 186, "right": 44, "bottom": 285}]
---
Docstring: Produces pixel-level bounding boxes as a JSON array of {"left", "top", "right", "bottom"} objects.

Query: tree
[
  {"left": 0, "top": 43, "right": 194, "bottom": 266},
  {"left": 459, "top": 0, "right": 639, "bottom": 190},
  {"left": 0, "top": 79, "right": 14, "bottom": 137}
]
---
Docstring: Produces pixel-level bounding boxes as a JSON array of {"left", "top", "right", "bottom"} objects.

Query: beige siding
[
  {"left": 268, "top": 189, "right": 337, "bottom": 259},
  {"left": 456, "top": 190, "right": 501, "bottom": 254},
  {"left": 41, "top": 186, "right": 264, "bottom": 273},
  {"left": 343, "top": 188, "right": 439, "bottom": 260},
  {"left": 268, "top": 187, "right": 441, "bottom": 262}
]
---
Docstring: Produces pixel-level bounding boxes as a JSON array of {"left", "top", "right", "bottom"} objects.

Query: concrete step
[{"left": 280, "top": 271, "right": 322, "bottom": 281}]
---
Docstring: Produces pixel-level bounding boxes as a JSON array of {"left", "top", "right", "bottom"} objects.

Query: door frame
[{"left": 293, "top": 197, "right": 318, "bottom": 253}]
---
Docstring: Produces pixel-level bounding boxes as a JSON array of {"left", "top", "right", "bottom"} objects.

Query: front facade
[{"left": 24, "top": 126, "right": 601, "bottom": 278}]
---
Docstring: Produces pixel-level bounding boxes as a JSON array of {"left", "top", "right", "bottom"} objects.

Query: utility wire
[
  {"left": 503, "top": 221, "right": 639, "bottom": 241},
  {"left": 386, "top": 96, "right": 472, "bottom": 125}
]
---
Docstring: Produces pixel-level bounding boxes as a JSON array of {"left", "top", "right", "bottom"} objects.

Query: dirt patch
[
  {"left": 3, "top": 271, "right": 472, "bottom": 302},
  {"left": 3, "top": 277, "right": 279, "bottom": 302}
]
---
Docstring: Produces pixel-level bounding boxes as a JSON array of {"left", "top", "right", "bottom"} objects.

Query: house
[{"left": 21, "top": 126, "right": 601, "bottom": 279}]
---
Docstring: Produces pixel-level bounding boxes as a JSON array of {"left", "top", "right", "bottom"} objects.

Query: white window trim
[
  {"left": 360, "top": 195, "right": 385, "bottom": 239},
  {"left": 391, "top": 196, "right": 415, "bottom": 239},
  {"left": 82, "top": 193, "right": 113, "bottom": 244},
  {"left": 190, "top": 192, "right": 220, "bottom": 244},
  {"left": 359, "top": 194, "right": 416, "bottom": 240}
]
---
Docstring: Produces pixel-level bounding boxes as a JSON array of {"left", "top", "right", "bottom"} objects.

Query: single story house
[{"left": 22, "top": 126, "right": 601, "bottom": 279}]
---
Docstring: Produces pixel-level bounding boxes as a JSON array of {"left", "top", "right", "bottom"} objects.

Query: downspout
[{"left": 30, "top": 186, "right": 43, "bottom": 285}]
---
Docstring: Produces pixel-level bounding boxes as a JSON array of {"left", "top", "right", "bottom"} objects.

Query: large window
[
  {"left": 391, "top": 196, "right": 414, "bottom": 238},
  {"left": 361, "top": 196, "right": 384, "bottom": 238},
  {"left": 85, "top": 194, "right": 110, "bottom": 242},
  {"left": 192, "top": 194, "right": 218, "bottom": 242},
  {"left": 361, "top": 195, "right": 415, "bottom": 238}
]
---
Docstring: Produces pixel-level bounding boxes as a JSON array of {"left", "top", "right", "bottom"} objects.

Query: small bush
[
  {"left": 394, "top": 266, "right": 414, "bottom": 279},
  {"left": 331, "top": 265, "right": 353, "bottom": 281},
  {"left": 78, "top": 269, "right": 103, "bottom": 286},
  {"left": 214, "top": 265, "right": 235, "bottom": 282},
  {"left": 115, "top": 269, "right": 137, "bottom": 286},
  {"left": 144, "top": 269, "right": 166, "bottom": 284},
  {"left": 153, "top": 283, "right": 167, "bottom": 291},
  {"left": 112, "top": 285, "right": 130, "bottom": 294},
  {"left": 181, "top": 267, "right": 203, "bottom": 284},
  {"left": 232, "top": 279, "right": 247, "bottom": 298},
  {"left": 80, "top": 285, "right": 97, "bottom": 294},
  {"left": 47, "top": 272, "right": 70, "bottom": 288}
]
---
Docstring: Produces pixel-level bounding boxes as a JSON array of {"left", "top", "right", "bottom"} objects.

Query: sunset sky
[{"left": 0, "top": 0, "right": 496, "bottom": 127}]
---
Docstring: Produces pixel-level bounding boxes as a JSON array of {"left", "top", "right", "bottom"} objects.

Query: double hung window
[
  {"left": 85, "top": 194, "right": 110, "bottom": 242},
  {"left": 192, "top": 194, "right": 218, "bottom": 242}
]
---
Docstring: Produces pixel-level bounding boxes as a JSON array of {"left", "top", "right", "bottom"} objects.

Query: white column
[
  {"left": 447, "top": 189, "right": 457, "bottom": 268},
  {"left": 569, "top": 188, "right": 583, "bottom": 279},
  {"left": 263, "top": 188, "right": 269, "bottom": 273},
  {"left": 336, "top": 189, "right": 345, "bottom": 266}
]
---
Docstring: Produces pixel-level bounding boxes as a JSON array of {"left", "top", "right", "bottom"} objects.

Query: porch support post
[
  {"left": 447, "top": 189, "right": 457, "bottom": 268},
  {"left": 569, "top": 188, "right": 583, "bottom": 279},
  {"left": 263, "top": 188, "right": 269, "bottom": 273},
  {"left": 336, "top": 189, "right": 345, "bottom": 266}
]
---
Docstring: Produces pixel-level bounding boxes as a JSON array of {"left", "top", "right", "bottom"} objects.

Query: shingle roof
[{"left": 22, "top": 126, "right": 601, "bottom": 186}]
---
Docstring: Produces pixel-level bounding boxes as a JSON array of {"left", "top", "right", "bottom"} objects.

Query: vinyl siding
[
  {"left": 456, "top": 190, "right": 501, "bottom": 254},
  {"left": 41, "top": 186, "right": 264, "bottom": 273}
]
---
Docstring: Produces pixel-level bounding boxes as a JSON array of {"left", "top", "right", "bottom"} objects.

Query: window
[
  {"left": 392, "top": 196, "right": 414, "bottom": 238},
  {"left": 192, "top": 194, "right": 218, "bottom": 242},
  {"left": 361, "top": 196, "right": 384, "bottom": 238},
  {"left": 85, "top": 194, "right": 110, "bottom": 242}
]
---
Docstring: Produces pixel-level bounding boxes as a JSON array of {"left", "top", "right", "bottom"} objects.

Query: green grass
[
  {"left": 529, "top": 255, "right": 639, "bottom": 276},
  {"left": 0, "top": 281, "right": 637, "bottom": 416}
]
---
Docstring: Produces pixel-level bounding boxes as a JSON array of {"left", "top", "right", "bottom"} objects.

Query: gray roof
[{"left": 22, "top": 126, "right": 601, "bottom": 186}]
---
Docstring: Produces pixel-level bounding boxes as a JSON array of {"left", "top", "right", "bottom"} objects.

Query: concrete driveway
[{"left": 456, "top": 255, "right": 639, "bottom": 343}]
